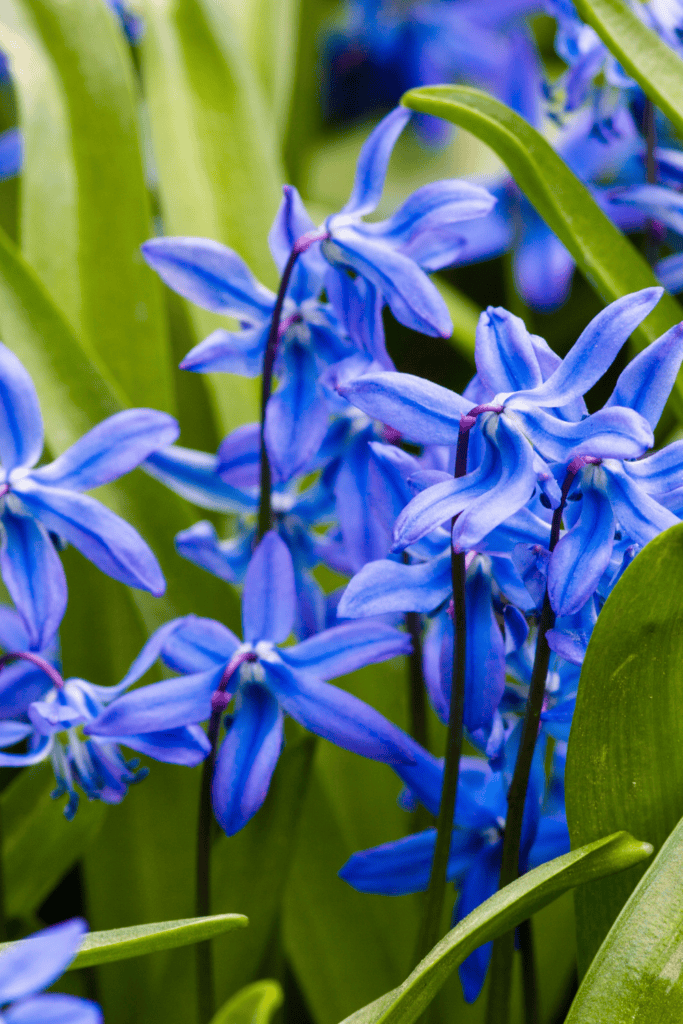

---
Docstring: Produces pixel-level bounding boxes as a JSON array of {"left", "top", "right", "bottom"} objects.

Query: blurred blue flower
[
  {"left": 89, "top": 531, "right": 416, "bottom": 835},
  {"left": 0, "top": 917, "right": 101, "bottom": 1024},
  {"left": 0, "top": 343, "right": 178, "bottom": 649}
]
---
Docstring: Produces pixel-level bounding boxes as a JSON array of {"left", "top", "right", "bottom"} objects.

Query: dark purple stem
[
  {"left": 257, "top": 231, "right": 328, "bottom": 542},
  {"left": 195, "top": 650, "right": 257, "bottom": 1023},
  {"left": 485, "top": 465, "right": 582, "bottom": 1024},
  {"left": 0, "top": 651, "right": 64, "bottom": 690}
]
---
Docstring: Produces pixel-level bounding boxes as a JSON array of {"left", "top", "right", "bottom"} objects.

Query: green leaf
[
  {"left": 566, "top": 521, "right": 683, "bottom": 973},
  {"left": 338, "top": 832, "right": 651, "bottom": 1024},
  {"left": 0, "top": 0, "right": 173, "bottom": 411},
  {"left": 139, "top": 0, "right": 285, "bottom": 433},
  {"left": 69, "top": 915, "right": 248, "bottom": 970},
  {"left": 565, "top": 814, "right": 683, "bottom": 1023},
  {"left": 572, "top": 0, "right": 683, "bottom": 142},
  {"left": 210, "top": 980, "right": 283, "bottom": 1024},
  {"left": 401, "top": 86, "right": 683, "bottom": 412},
  {"left": 3, "top": 765, "right": 106, "bottom": 922}
]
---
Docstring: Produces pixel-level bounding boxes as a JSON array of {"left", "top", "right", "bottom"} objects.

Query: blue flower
[
  {"left": 0, "top": 344, "right": 178, "bottom": 649},
  {"left": 338, "top": 291, "right": 659, "bottom": 553},
  {"left": 0, "top": 641, "right": 208, "bottom": 820},
  {"left": 0, "top": 129, "right": 22, "bottom": 182},
  {"left": 0, "top": 917, "right": 101, "bottom": 1024},
  {"left": 88, "top": 531, "right": 416, "bottom": 835}
]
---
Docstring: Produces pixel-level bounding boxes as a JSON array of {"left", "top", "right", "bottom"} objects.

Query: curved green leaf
[
  {"left": 140, "top": 0, "right": 285, "bottom": 433},
  {"left": 338, "top": 832, "right": 651, "bottom": 1024},
  {"left": 566, "top": 814, "right": 683, "bottom": 1023},
  {"left": 69, "top": 914, "right": 248, "bottom": 970},
  {"left": 401, "top": 86, "right": 683, "bottom": 411},
  {"left": 0, "top": 0, "right": 172, "bottom": 410},
  {"left": 566, "top": 521, "right": 683, "bottom": 973},
  {"left": 210, "top": 980, "right": 283, "bottom": 1024},
  {"left": 572, "top": 0, "right": 683, "bottom": 141}
]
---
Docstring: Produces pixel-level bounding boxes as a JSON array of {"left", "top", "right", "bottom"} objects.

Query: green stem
[
  {"left": 519, "top": 918, "right": 539, "bottom": 1024},
  {"left": 414, "top": 425, "right": 470, "bottom": 963}
]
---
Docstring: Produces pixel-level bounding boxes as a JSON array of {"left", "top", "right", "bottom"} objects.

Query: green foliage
[
  {"left": 338, "top": 833, "right": 652, "bottom": 1024},
  {"left": 572, "top": 0, "right": 683, "bottom": 142},
  {"left": 401, "top": 85, "right": 683, "bottom": 411},
  {"left": 210, "top": 980, "right": 283, "bottom": 1024},
  {"left": 566, "top": 522, "right": 683, "bottom": 973},
  {"left": 565, "top": 815, "right": 683, "bottom": 1023}
]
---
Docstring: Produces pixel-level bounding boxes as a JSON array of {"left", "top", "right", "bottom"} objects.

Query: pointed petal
[
  {"left": 118, "top": 618, "right": 191, "bottom": 687},
  {"left": 340, "top": 830, "right": 437, "bottom": 895},
  {"left": 242, "top": 532, "right": 295, "bottom": 644},
  {"left": 548, "top": 480, "right": 615, "bottom": 616},
  {"left": 159, "top": 615, "right": 240, "bottom": 673},
  {"left": 212, "top": 684, "right": 284, "bottom": 835},
  {"left": 281, "top": 620, "right": 411, "bottom": 680},
  {"left": 475, "top": 306, "right": 542, "bottom": 395},
  {"left": 623, "top": 439, "right": 683, "bottom": 496},
  {"left": 514, "top": 225, "right": 574, "bottom": 313},
  {"left": 603, "top": 460, "right": 680, "bottom": 547},
  {"left": 507, "top": 288, "right": 663, "bottom": 407},
  {"left": 264, "top": 343, "right": 329, "bottom": 483},
  {"left": 324, "top": 230, "right": 452, "bottom": 336},
  {"left": 0, "top": 919, "right": 86, "bottom": 1003},
  {"left": 4, "top": 993, "right": 101, "bottom": 1024},
  {"left": 0, "top": 732, "right": 52, "bottom": 767},
  {"left": 265, "top": 660, "right": 416, "bottom": 765},
  {"left": 144, "top": 445, "right": 257, "bottom": 514},
  {"left": 455, "top": 845, "right": 502, "bottom": 1002},
  {"left": 337, "top": 371, "right": 467, "bottom": 445},
  {"left": 141, "top": 237, "right": 275, "bottom": 319},
  {"left": 605, "top": 322, "right": 683, "bottom": 429},
  {"left": 340, "top": 106, "right": 411, "bottom": 217},
  {"left": 338, "top": 551, "right": 452, "bottom": 618},
  {"left": 0, "top": 511, "right": 67, "bottom": 650},
  {"left": 89, "top": 666, "right": 224, "bottom": 735},
  {"left": 33, "top": 410, "right": 179, "bottom": 491},
  {"left": 117, "top": 725, "right": 210, "bottom": 766},
  {"left": 175, "top": 521, "right": 251, "bottom": 584},
  {"left": 509, "top": 404, "right": 654, "bottom": 462},
  {"left": 179, "top": 325, "right": 268, "bottom": 377},
  {"left": 15, "top": 480, "right": 166, "bottom": 596},
  {"left": 216, "top": 423, "right": 261, "bottom": 489},
  {"left": 0, "top": 342, "right": 43, "bottom": 472},
  {"left": 464, "top": 565, "right": 506, "bottom": 732},
  {"left": 268, "top": 185, "right": 326, "bottom": 298}
]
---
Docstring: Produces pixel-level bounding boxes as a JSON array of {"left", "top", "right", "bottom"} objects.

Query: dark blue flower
[
  {"left": 0, "top": 343, "right": 178, "bottom": 649},
  {"left": 88, "top": 531, "right": 416, "bottom": 835},
  {"left": 0, "top": 917, "right": 101, "bottom": 1024}
]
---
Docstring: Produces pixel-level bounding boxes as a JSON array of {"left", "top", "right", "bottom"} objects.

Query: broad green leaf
[
  {"left": 435, "top": 277, "right": 480, "bottom": 361},
  {"left": 84, "top": 739, "right": 314, "bottom": 1024},
  {"left": 338, "top": 833, "right": 652, "bottom": 1024},
  {"left": 573, "top": 0, "right": 683, "bottom": 142},
  {"left": 210, "top": 980, "right": 283, "bottom": 1024},
  {"left": 68, "top": 915, "right": 248, "bottom": 970},
  {"left": 140, "top": 0, "right": 285, "bottom": 433},
  {"left": 0, "top": 0, "right": 173, "bottom": 411},
  {"left": 566, "top": 814, "right": 683, "bottom": 1023},
  {"left": 3, "top": 765, "right": 106, "bottom": 921},
  {"left": 566, "top": 522, "right": 683, "bottom": 973},
  {"left": 401, "top": 86, "right": 683, "bottom": 412}
]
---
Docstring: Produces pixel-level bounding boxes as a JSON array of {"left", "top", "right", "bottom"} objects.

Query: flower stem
[
  {"left": 257, "top": 231, "right": 328, "bottom": 542},
  {"left": 414, "top": 423, "right": 470, "bottom": 963},
  {"left": 485, "top": 471, "right": 575, "bottom": 1024},
  {"left": 518, "top": 918, "right": 539, "bottom": 1024}
]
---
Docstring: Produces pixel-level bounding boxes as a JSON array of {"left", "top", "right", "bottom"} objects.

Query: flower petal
[
  {"left": 265, "top": 659, "right": 416, "bottom": 765},
  {"left": 0, "top": 342, "right": 43, "bottom": 473},
  {"left": 0, "top": 919, "right": 86, "bottom": 1003},
  {"left": 175, "top": 521, "right": 252, "bottom": 584},
  {"left": 602, "top": 460, "right": 680, "bottom": 547},
  {"left": 514, "top": 222, "right": 575, "bottom": 313},
  {"left": 88, "top": 666, "right": 225, "bottom": 735},
  {"left": 0, "top": 129, "right": 22, "bottom": 180},
  {"left": 4, "top": 993, "right": 101, "bottom": 1024},
  {"left": 0, "top": 511, "right": 67, "bottom": 651},
  {"left": 15, "top": 481, "right": 166, "bottom": 596},
  {"left": 264, "top": 343, "right": 329, "bottom": 483},
  {"left": 117, "top": 725, "right": 210, "bottom": 767},
  {"left": 281, "top": 620, "right": 411, "bottom": 680},
  {"left": 475, "top": 306, "right": 542, "bottom": 395},
  {"left": 509, "top": 404, "right": 654, "bottom": 462},
  {"left": 340, "top": 830, "right": 438, "bottom": 895},
  {"left": 144, "top": 445, "right": 257, "bottom": 514},
  {"left": 605, "top": 322, "right": 683, "bottom": 429},
  {"left": 338, "top": 551, "right": 452, "bottom": 618},
  {"left": 548, "top": 478, "right": 615, "bottom": 616},
  {"left": 216, "top": 423, "right": 261, "bottom": 489},
  {"left": 338, "top": 371, "right": 467, "bottom": 445},
  {"left": 141, "top": 237, "right": 275, "bottom": 320},
  {"left": 242, "top": 532, "right": 295, "bottom": 644},
  {"left": 159, "top": 615, "right": 240, "bottom": 673},
  {"left": 455, "top": 844, "right": 502, "bottom": 1003},
  {"left": 212, "top": 684, "right": 284, "bottom": 835},
  {"left": 179, "top": 325, "right": 268, "bottom": 377},
  {"left": 33, "top": 410, "right": 179, "bottom": 491},
  {"left": 339, "top": 106, "right": 411, "bottom": 217}
]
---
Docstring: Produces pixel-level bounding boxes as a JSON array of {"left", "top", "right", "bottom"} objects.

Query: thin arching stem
[
  {"left": 485, "top": 468, "right": 578, "bottom": 1024},
  {"left": 414, "top": 422, "right": 470, "bottom": 963},
  {"left": 257, "top": 231, "right": 328, "bottom": 541}
]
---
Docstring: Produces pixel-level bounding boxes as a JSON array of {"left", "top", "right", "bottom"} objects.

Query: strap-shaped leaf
[
  {"left": 566, "top": 521, "right": 683, "bottom": 973},
  {"left": 401, "top": 86, "right": 683, "bottom": 413},
  {"left": 565, "top": 815, "right": 683, "bottom": 1022},
  {"left": 572, "top": 0, "right": 683, "bottom": 142},
  {"left": 0, "top": 0, "right": 173, "bottom": 411},
  {"left": 338, "top": 832, "right": 651, "bottom": 1024},
  {"left": 210, "top": 980, "right": 283, "bottom": 1024}
]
